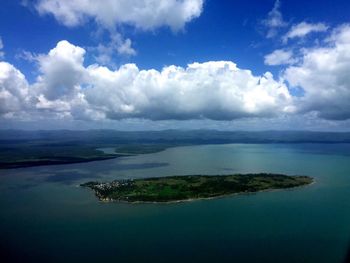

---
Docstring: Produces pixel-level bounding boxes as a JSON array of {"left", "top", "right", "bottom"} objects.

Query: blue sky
[
  {"left": 1, "top": 0, "right": 350, "bottom": 130},
  {"left": 2, "top": 0, "right": 349, "bottom": 75}
]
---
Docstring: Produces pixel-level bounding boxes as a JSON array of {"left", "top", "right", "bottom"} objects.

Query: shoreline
[
  {"left": 0, "top": 155, "right": 122, "bottom": 170},
  {"left": 88, "top": 177, "right": 315, "bottom": 205}
]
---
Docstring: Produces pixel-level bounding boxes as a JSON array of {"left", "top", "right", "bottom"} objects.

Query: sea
[{"left": 1, "top": 143, "right": 350, "bottom": 263}]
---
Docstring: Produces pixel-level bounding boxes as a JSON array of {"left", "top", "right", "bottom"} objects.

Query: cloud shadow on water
[
  {"left": 112, "top": 162, "right": 168, "bottom": 171},
  {"left": 44, "top": 162, "right": 169, "bottom": 184},
  {"left": 45, "top": 170, "right": 101, "bottom": 184}
]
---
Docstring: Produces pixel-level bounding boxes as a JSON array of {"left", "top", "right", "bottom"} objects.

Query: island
[{"left": 81, "top": 173, "right": 313, "bottom": 203}]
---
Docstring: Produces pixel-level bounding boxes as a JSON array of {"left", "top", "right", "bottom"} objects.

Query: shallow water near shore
[{"left": 1, "top": 143, "right": 350, "bottom": 263}]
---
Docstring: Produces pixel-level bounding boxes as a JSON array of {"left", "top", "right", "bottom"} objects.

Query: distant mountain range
[{"left": 1, "top": 130, "right": 350, "bottom": 144}]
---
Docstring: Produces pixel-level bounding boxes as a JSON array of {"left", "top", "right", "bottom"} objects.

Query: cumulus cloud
[
  {"left": 283, "top": 22, "right": 328, "bottom": 43},
  {"left": 262, "top": 0, "right": 287, "bottom": 38},
  {"left": 4, "top": 23, "right": 350, "bottom": 124},
  {"left": 264, "top": 49, "right": 296, "bottom": 66},
  {"left": 34, "top": 40, "right": 86, "bottom": 100},
  {"left": 0, "top": 62, "right": 29, "bottom": 114},
  {"left": 83, "top": 61, "right": 293, "bottom": 120},
  {"left": 284, "top": 24, "right": 350, "bottom": 120},
  {"left": 0, "top": 40, "right": 293, "bottom": 122},
  {"left": 35, "top": 0, "right": 204, "bottom": 31}
]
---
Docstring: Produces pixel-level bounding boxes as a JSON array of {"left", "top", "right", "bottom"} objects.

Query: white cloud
[
  {"left": 262, "top": 0, "right": 287, "bottom": 38},
  {"left": 117, "top": 38, "right": 136, "bottom": 56},
  {"left": 0, "top": 40, "right": 293, "bottom": 122},
  {"left": 0, "top": 37, "right": 4, "bottom": 59},
  {"left": 94, "top": 33, "right": 136, "bottom": 65},
  {"left": 283, "top": 22, "right": 328, "bottom": 43},
  {"left": 284, "top": 24, "right": 350, "bottom": 120},
  {"left": 264, "top": 49, "right": 296, "bottom": 66},
  {"left": 34, "top": 40, "right": 86, "bottom": 100},
  {"left": 0, "top": 62, "right": 29, "bottom": 114},
  {"left": 35, "top": 0, "right": 204, "bottom": 31},
  {"left": 5, "top": 25, "right": 350, "bottom": 124},
  {"left": 34, "top": 0, "right": 203, "bottom": 61},
  {"left": 15, "top": 50, "right": 37, "bottom": 62},
  {"left": 83, "top": 61, "right": 293, "bottom": 120}
]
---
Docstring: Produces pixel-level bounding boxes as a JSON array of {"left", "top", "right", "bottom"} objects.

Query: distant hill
[
  {"left": 1, "top": 129, "right": 350, "bottom": 144},
  {"left": 1, "top": 130, "right": 350, "bottom": 169}
]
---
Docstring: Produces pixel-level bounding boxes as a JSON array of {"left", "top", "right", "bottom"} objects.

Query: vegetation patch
[{"left": 81, "top": 173, "right": 313, "bottom": 203}]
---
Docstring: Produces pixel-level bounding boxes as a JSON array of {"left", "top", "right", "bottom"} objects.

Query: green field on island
[{"left": 81, "top": 173, "right": 313, "bottom": 203}]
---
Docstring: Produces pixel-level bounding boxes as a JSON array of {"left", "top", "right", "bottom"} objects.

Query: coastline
[
  {"left": 87, "top": 177, "right": 315, "bottom": 205},
  {"left": 0, "top": 155, "right": 122, "bottom": 170}
]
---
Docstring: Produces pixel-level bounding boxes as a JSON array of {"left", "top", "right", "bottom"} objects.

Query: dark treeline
[{"left": 1, "top": 129, "right": 350, "bottom": 145}]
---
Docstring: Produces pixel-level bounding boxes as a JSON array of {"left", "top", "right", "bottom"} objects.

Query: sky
[{"left": 1, "top": 0, "right": 350, "bottom": 131}]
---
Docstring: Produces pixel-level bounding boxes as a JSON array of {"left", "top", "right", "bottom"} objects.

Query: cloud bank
[
  {"left": 1, "top": 40, "right": 293, "bottom": 121},
  {"left": 2, "top": 25, "right": 350, "bottom": 124}
]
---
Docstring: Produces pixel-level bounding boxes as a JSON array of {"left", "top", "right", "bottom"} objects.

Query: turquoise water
[{"left": 1, "top": 144, "right": 350, "bottom": 263}]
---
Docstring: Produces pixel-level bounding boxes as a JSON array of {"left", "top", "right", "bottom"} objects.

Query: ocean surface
[{"left": 1, "top": 143, "right": 350, "bottom": 263}]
